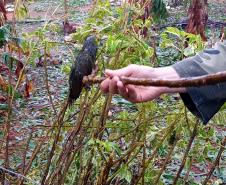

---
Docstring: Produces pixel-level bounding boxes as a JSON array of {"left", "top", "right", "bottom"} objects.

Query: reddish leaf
[
  {"left": 63, "top": 20, "right": 77, "bottom": 35},
  {"left": 0, "top": 110, "right": 7, "bottom": 117},
  {"left": 0, "top": 62, "right": 9, "bottom": 73},
  {"left": 24, "top": 79, "right": 33, "bottom": 98},
  {"left": 8, "top": 130, "right": 20, "bottom": 140},
  {"left": 0, "top": 95, "right": 6, "bottom": 102},
  {"left": 0, "top": 74, "right": 8, "bottom": 90},
  {"left": 36, "top": 54, "right": 52, "bottom": 67},
  {"left": 8, "top": 41, "right": 30, "bottom": 56},
  {"left": 128, "top": 0, "right": 151, "bottom": 37},
  {"left": 15, "top": 60, "right": 24, "bottom": 78},
  {"left": 51, "top": 58, "right": 62, "bottom": 65}
]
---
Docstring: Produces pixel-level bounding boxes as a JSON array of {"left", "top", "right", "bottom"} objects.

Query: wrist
[
  {"left": 153, "top": 66, "right": 187, "bottom": 94},
  {"left": 153, "top": 66, "right": 180, "bottom": 79}
]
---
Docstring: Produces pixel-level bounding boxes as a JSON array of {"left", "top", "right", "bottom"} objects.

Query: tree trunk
[{"left": 186, "top": 0, "right": 208, "bottom": 41}]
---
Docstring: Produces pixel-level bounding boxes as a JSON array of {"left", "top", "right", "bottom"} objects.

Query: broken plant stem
[
  {"left": 96, "top": 93, "right": 113, "bottom": 139},
  {"left": 47, "top": 90, "right": 96, "bottom": 184},
  {"left": 22, "top": 130, "right": 33, "bottom": 174},
  {"left": 184, "top": 156, "right": 193, "bottom": 183},
  {"left": 0, "top": 166, "right": 39, "bottom": 185},
  {"left": 64, "top": 0, "right": 68, "bottom": 22},
  {"left": 40, "top": 101, "right": 68, "bottom": 184},
  {"left": 154, "top": 138, "right": 178, "bottom": 184},
  {"left": 172, "top": 120, "right": 199, "bottom": 185},
  {"left": 133, "top": 111, "right": 183, "bottom": 184},
  {"left": 43, "top": 47, "right": 57, "bottom": 116},
  {"left": 4, "top": 42, "right": 37, "bottom": 179},
  {"left": 203, "top": 136, "right": 226, "bottom": 185},
  {"left": 83, "top": 71, "right": 226, "bottom": 87}
]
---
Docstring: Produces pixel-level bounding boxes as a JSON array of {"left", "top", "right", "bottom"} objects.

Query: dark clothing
[{"left": 173, "top": 41, "right": 226, "bottom": 124}]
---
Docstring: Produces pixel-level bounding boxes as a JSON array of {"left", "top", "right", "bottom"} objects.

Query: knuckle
[
  {"left": 112, "top": 76, "right": 118, "bottom": 82},
  {"left": 128, "top": 64, "right": 137, "bottom": 69}
]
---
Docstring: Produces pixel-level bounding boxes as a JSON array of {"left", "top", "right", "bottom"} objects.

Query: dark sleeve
[{"left": 172, "top": 41, "right": 226, "bottom": 124}]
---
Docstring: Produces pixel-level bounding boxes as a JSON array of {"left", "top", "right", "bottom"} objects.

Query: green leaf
[
  {"left": 62, "top": 64, "right": 71, "bottom": 75},
  {"left": 15, "top": 2, "right": 28, "bottom": 20},
  {"left": 0, "top": 25, "right": 11, "bottom": 47},
  {"left": 117, "top": 164, "right": 132, "bottom": 183},
  {"left": 184, "top": 46, "right": 195, "bottom": 57},
  {"left": 2, "top": 52, "right": 13, "bottom": 70}
]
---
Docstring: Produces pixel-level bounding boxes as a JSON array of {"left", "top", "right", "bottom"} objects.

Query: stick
[
  {"left": 83, "top": 71, "right": 226, "bottom": 87},
  {"left": 203, "top": 136, "right": 226, "bottom": 185},
  {"left": 172, "top": 122, "right": 198, "bottom": 185},
  {"left": 7, "top": 19, "right": 48, "bottom": 24},
  {"left": 0, "top": 166, "right": 39, "bottom": 185}
]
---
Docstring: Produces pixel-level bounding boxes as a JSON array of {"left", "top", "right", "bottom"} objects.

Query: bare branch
[
  {"left": 172, "top": 121, "right": 198, "bottom": 185},
  {"left": 203, "top": 136, "right": 226, "bottom": 185},
  {"left": 0, "top": 166, "right": 39, "bottom": 185},
  {"left": 83, "top": 71, "right": 226, "bottom": 87}
]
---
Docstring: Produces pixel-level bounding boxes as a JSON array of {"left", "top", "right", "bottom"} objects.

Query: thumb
[{"left": 105, "top": 66, "right": 133, "bottom": 78}]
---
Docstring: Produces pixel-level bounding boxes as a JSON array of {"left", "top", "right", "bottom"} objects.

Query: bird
[{"left": 68, "top": 35, "right": 98, "bottom": 105}]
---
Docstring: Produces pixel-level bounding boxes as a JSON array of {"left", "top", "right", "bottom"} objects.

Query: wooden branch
[
  {"left": 0, "top": 166, "right": 39, "bottom": 185},
  {"left": 159, "top": 19, "right": 226, "bottom": 29},
  {"left": 172, "top": 122, "right": 198, "bottom": 185},
  {"left": 203, "top": 136, "right": 226, "bottom": 185},
  {"left": 83, "top": 71, "right": 226, "bottom": 88},
  {"left": 7, "top": 19, "right": 51, "bottom": 24},
  {"left": 154, "top": 138, "right": 178, "bottom": 184}
]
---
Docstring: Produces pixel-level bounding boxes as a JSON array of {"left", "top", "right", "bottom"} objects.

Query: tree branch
[
  {"left": 203, "top": 136, "right": 226, "bottom": 185},
  {"left": 83, "top": 71, "right": 226, "bottom": 87},
  {"left": 0, "top": 166, "right": 39, "bottom": 185},
  {"left": 172, "top": 121, "right": 198, "bottom": 185}
]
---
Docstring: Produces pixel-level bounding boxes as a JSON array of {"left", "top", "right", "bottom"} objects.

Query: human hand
[{"left": 100, "top": 64, "right": 185, "bottom": 103}]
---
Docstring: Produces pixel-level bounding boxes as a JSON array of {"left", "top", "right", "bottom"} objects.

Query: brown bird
[{"left": 68, "top": 35, "right": 98, "bottom": 105}]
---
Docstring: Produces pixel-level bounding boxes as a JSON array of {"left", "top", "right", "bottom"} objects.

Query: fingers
[
  {"left": 100, "top": 76, "right": 141, "bottom": 103},
  {"left": 101, "top": 65, "right": 138, "bottom": 93},
  {"left": 113, "top": 80, "right": 140, "bottom": 103},
  {"left": 125, "top": 84, "right": 140, "bottom": 103},
  {"left": 117, "top": 81, "right": 128, "bottom": 98},
  {"left": 100, "top": 76, "right": 129, "bottom": 97},
  {"left": 109, "top": 76, "right": 119, "bottom": 94},
  {"left": 100, "top": 76, "right": 120, "bottom": 94},
  {"left": 118, "top": 83, "right": 141, "bottom": 103},
  {"left": 100, "top": 78, "right": 111, "bottom": 93},
  {"left": 100, "top": 65, "right": 140, "bottom": 101}
]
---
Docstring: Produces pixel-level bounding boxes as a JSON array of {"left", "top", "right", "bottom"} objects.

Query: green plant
[
  {"left": 71, "top": 0, "right": 154, "bottom": 69},
  {"left": 161, "top": 27, "right": 205, "bottom": 59}
]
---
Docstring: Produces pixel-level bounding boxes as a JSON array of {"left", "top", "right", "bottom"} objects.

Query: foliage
[
  {"left": 14, "top": 0, "right": 28, "bottom": 20},
  {"left": 151, "top": 0, "right": 168, "bottom": 22},
  {"left": 161, "top": 27, "right": 205, "bottom": 58},
  {"left": 72, "top": 0, "right": 154, "bottom": 68},
  {"left": 0, "top": 25, "right": 11, "bottom": 48}
]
